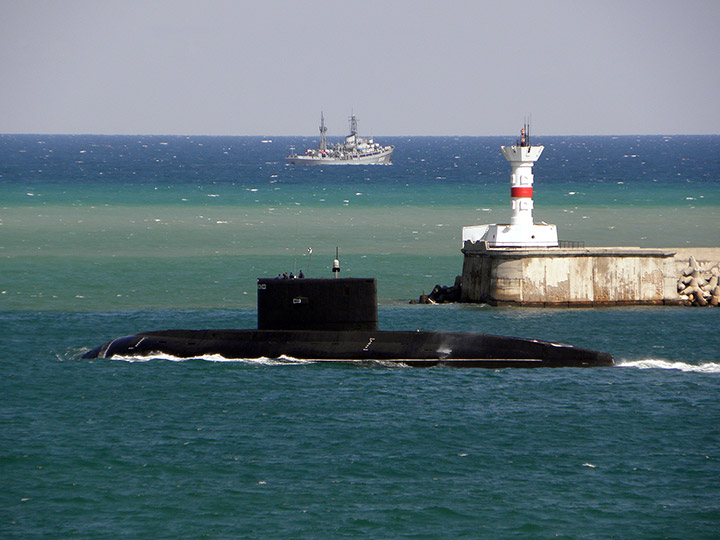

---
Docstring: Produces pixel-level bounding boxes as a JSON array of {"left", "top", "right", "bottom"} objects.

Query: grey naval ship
[
  {"left": 286, "top": 113, "right": 394, "bottom": 165},
  {"left": 83, "top": 262, "right": 613, "bottom": 368}
]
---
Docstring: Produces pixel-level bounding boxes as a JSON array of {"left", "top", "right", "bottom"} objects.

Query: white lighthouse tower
[{"left": 463, "top": 124, "right": 558, "bottom": 248}]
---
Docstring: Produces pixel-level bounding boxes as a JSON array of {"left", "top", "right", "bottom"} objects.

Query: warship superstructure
[{"left": 286, "top": 113, "right": 393, "bottom": 165}]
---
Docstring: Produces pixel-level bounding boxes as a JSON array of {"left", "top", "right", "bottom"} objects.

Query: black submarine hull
[
  {"left": 82, "top": 329, "right": 614, "bottom": 368},
  {"left": 83, "top": 277, "right": 614, "bottom": 367}
]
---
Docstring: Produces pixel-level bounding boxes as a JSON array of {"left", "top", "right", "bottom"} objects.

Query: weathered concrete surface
[{"left": 460, "top": 243, "right": 720, "bottom": 306}]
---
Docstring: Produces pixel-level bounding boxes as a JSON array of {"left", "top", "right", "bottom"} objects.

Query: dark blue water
[{"left": 1, "top": 135, "right": 719, "bottom": 539}]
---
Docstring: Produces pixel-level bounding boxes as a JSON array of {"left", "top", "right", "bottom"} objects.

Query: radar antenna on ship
[
  {"left": 319, "top": 112, "right": 328, "bottom": 152},
  {"left": 349, "top": 113, "right": 358, "bottom": 136}
]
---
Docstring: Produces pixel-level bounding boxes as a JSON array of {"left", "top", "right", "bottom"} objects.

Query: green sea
[{"left": 2, "top": 134, "right": 719, "bottom": 539}]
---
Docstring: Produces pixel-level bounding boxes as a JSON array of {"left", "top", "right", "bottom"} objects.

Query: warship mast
[{"left": 318, "top": 112, "right": 328, "bottom": 152}]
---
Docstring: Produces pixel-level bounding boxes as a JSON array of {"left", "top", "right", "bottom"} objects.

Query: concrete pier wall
[{"left": 460, "top": 243, "right": 720, "bottom": 306}]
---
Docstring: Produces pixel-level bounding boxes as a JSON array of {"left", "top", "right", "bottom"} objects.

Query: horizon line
[{"left": 2, "top": 132, "right": 719, "bottom": 138}]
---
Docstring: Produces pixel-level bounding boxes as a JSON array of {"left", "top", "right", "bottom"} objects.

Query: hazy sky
[{"left": 2, "top": 0, "right": 719, "bottom": 136}]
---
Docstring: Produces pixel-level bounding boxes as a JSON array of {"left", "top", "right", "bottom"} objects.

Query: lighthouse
[{"left": 463, "top": 124, "right": 559, "bottom": 248}]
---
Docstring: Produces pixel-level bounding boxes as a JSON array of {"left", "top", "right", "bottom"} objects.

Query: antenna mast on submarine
[{"left": 332, "top": 247, "right": 340, "bottom": 278}]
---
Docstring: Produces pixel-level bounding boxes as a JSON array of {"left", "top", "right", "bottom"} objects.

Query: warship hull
[
  {"left": 82, "top": 328, "right": 613, "bottom": 368},
  {"left": 285, "top": 147, "right": 393, "bottom": 165}
]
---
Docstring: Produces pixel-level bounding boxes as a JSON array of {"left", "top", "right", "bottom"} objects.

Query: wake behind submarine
[{"left": 83, "top": 272, "right": 614, "bottom": 368}]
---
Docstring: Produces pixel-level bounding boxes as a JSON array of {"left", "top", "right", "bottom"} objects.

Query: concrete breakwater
[{"left": 456, "top": 244, "right": 720, "bottom": 307}]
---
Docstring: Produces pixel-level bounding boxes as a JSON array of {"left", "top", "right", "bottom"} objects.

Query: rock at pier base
[{"left": 412, "top": 276, "right": 462, "bottom": 304}]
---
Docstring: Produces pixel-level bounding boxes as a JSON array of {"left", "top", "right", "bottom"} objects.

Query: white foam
[
  {"left": 106, "top": 354, "right": 415, "bottom": 368},
  {"left": 617, "top": 359, "right": 720, "bottom": 373},
  {"left": 109, "top": 353, "right": 314, "bottom": 365}
]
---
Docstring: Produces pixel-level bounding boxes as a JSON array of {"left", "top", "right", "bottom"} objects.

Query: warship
[
  {"left": 286, "top": 113, "right": 393, "bottom": 165},
  {"left": 83, "top": 261, "right": 613, "bottom": 368}
]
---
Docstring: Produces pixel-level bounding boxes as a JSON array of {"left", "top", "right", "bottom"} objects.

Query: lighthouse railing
[{"left": 558, "top": 240, "right": 586, "bottom": 249}]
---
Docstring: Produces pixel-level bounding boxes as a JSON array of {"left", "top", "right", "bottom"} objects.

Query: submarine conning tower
[{"left": 257, "top": 277, "right": 378, "bottom": 331}]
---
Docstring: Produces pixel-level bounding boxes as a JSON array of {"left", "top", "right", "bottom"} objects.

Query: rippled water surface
[{"left": 2, "top": 135, "right": 719, "bottom": 539}]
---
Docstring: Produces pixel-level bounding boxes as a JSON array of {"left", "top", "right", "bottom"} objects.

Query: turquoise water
[
  {"left": 2, "top": 135, "right": 718, "bottom": 310},
  {"left": 2, "top": 135, "right": 719, "bottom": 539}
]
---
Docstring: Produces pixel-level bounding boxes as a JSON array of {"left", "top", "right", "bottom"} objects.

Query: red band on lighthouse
[{"left": 511, "top": 187, "right": 533, "bottom": 198}]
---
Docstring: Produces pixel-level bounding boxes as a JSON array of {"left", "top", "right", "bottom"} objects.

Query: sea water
[{"left": 1, "top": 135, "right": 719, "bottom": 539}]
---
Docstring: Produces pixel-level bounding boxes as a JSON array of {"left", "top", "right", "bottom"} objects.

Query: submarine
[{"left": 83, "top": 275, "right": 614, "bottom": 368}]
